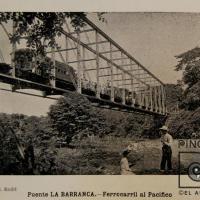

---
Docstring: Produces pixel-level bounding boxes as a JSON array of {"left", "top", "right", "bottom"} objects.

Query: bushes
[
  {"left": 165, "top": 84, "right": 183, "bottom": 112},
  {"left": 169, "top": 108, "right": 200, "bottom": 138},
  {"left": 165, "top": 46, "right": 200, "bottom": 137},
  {"left": 0, "top": 116, "right": 23, "bottom": 174},
  {"left": 34, "top": 147, "right": 58, "bottom": 175},
  {"left": 175, "top": 47, "right": 200, "bottom": 111},
  {"left": 0, "top": 113, "right": 59, "bottom": 174},
  {"left": 48, "top": 92, "right": 110, "bottom": 144},
  {"left": 0, "top": 92, "right": 158, "bottom": 174},
  {"left": 180, "top": 82, "right": 200, "bottom": 110}
]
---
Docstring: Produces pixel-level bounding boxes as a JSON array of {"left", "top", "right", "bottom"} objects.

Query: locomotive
[{"left": 0, "top": 48, "right": 136, "bottom": 105}]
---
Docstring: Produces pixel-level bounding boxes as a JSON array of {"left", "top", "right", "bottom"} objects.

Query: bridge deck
[{"left": 0, "top": 73, "right": 166, "bottom": 116}]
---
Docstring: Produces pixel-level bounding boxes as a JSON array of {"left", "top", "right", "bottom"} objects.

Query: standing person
[
  {"left": 120, "top": 149, "right": 135, "bottom": 175},
  {"left": 160, "top": 125, "right": 173, "bottom": 172}
]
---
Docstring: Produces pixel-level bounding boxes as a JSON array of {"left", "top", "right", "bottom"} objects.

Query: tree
[
  {"left": 181, "top": 82, "right": 200, "bottom": 110},
  {"left": 175, "top": 47, "right": 200, "bottom": 87},
  {"left": 0, "top": 114, "right": 23, "bottom": 174},
  {"left": 175, "top": 47, "right": 200, "bottom": 110},
  {"left": 48, "top": 92, "right": 110, "bottom": 144},
  {"left": 164, "top": 84, "right": 183, "bottom": 111},
  {"left": 0, "top": 12, "right": 105, "bottom": 55},
  {"left": 0, "top": 113, "right": 61, "bottom": 175}
]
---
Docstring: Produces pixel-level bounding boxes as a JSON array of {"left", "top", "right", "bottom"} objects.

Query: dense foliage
[
  {"left": 0, "top": 91, "right": 157, "bottom": 174},
  {"left": 0, "top": 12, "right": 87, "bottom": 54},
  {"left": 175, "top": 47, "right": 200, "bottom": 110},
  {"left": 48, "top": 92, "right": 110, "bottom": 144},
  {"left": 0, "top": 12, "right": 105, "bottom": 55},
  {"left": 169, "top": 108, "right": 200, "bottom": 138},
  {"left": 181, "top": 82, "right": 200, "bottom": 110},
  {"left": 0, "top": 113, "right": 59, "bottom": 174},
  {"left": 167, "top": 47, "right": 200, "bottom": 138},
  {"left": 0, "top": 114, "right": 23, "bottom": 174},
  {"left": 165, "top": 84, "right": 183, "bottom": 112}
]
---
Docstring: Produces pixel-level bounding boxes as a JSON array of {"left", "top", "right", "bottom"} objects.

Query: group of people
[{"left": 120, "top": 125, "right": 173, "bottom": 175}]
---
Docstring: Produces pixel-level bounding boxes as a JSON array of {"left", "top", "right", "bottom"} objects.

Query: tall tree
[
  {"left": 175, "top": 47, "right": 200, "bottom": 110},
  {"left": 175, "top": 47, "right": 200, "bottom": 88},
  {"left": 48, "top": 92, "right": 110, "bottom": 144}
]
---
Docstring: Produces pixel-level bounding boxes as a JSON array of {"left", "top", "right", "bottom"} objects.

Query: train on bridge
[{"left": 0, "top": 48, "right": 141, "bottom": 106}]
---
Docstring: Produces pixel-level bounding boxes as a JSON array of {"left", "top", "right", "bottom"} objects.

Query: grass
[{"left": 54, "top": 136, "right": 192, "bottom": 175}]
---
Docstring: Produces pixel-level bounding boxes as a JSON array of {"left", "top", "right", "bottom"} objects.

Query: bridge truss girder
[
  {"left": 57, "top": 17, "right": 166, "bottom": 114},
  {"left": 1, "top": 15, "right": 167, "bottom": 115}
]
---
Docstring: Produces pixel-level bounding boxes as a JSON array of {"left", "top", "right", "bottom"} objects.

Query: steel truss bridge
[{"left": 0, "top": 16, "right": 167, "bottom": 116}]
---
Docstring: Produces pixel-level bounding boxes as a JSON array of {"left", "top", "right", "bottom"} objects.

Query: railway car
[
  {"left": 100, "top": 84, "right": 134, "bottom": 105},
  {"left": 99, "top": 85, "right": 123, "bottom": 102},
  {"left": 10, "top": 48, "right": 137, "bottom": 106},
  {"left": 82, "top": 79, "right": 96, "bottom": 96},
  {"left": 134, "top": 90, "right": 150, "bottom": 109},
  {"left": 13, "top": 48, "right": 99, "bottom": 93},
  {"left": 14, "top": 48, "right": 51, "bottom": 85},
  {"left": 54, "top": 59, "right": 77, "bottom": 91},
  {"left": 98, "top": 81, "right": 123, "bottom": 102},
  {"left": 13, "top": 48, "right": 77, "bottom": 90},
  {"left": 125, "top": 91, "right": 133, "bottom": 105},
  {"left": 100, "top": 84, "right": 111, "bottom": 100},
  {"left": 134, "top": 92, "right": 141, "bottom": 107},
  {"left": 125, "top": 90, "right": 137, "bottom": 106},
  {"left": 114, "top": 88, "right": 134, "bottom": 105},
  {"left": 115, "top": 87, "right": 121, "bottom": 103},
  {"left": 0, "top": 63, "right": 12, "bottom": 75}
]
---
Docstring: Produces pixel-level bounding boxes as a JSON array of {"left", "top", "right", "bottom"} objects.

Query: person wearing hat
[
  {"left": 160, "top": 125, "right": 173, "bottom": 172},
  {"left": 120, "top": 149, "right": 135, "bottom": 175}
]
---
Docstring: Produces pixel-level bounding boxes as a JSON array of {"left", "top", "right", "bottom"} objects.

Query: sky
[{"left": 1, "top": 12, "right": 200, "bottom": 116}]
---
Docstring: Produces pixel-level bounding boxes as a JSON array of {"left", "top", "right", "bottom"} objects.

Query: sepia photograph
[{"left": 0, "top": 12, "right": 200, "bottom": 177}]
